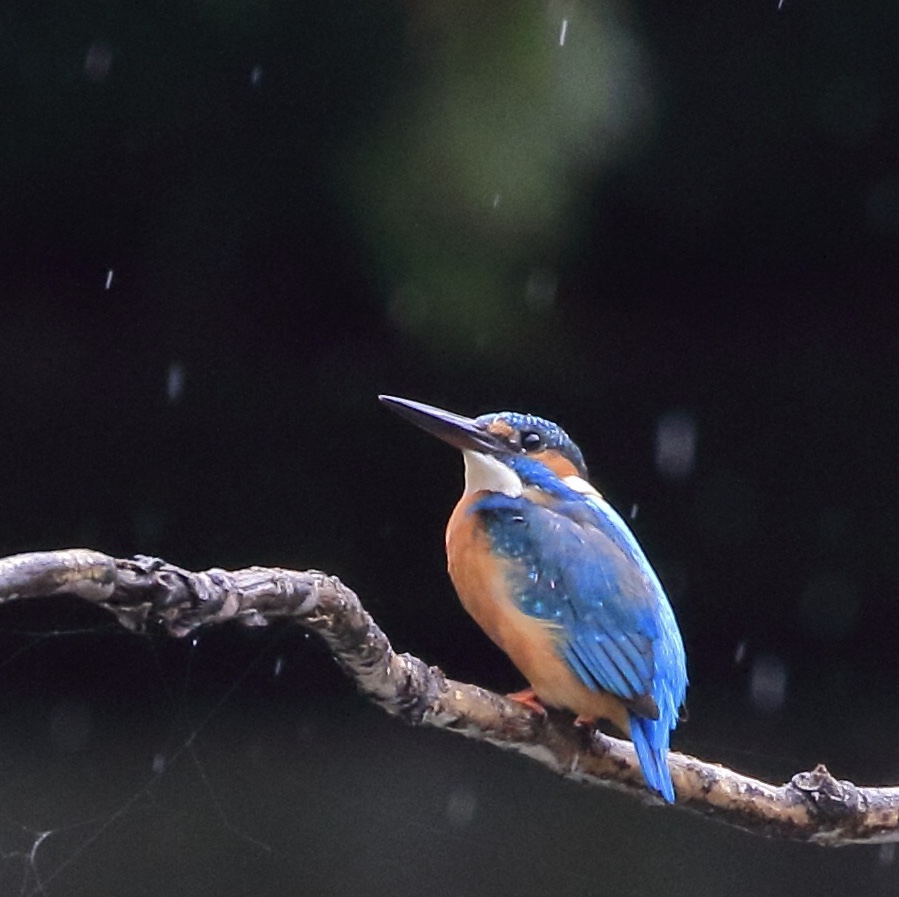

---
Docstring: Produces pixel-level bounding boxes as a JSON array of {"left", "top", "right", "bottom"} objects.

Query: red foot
[{"left": 507, "top": 688, "right": 547, "bottom": 717}]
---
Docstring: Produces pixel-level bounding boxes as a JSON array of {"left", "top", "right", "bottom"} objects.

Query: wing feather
[{"left": 475, "top": 481, "right": 684, "bottom": 716}]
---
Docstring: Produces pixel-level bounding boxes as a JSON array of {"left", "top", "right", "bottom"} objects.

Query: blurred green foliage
[{"left": 344, "top": 0, "right": 647, "bottom": 355}]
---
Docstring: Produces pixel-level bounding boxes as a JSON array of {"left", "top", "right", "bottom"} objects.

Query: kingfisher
[{"left": 379, "top": 395, "right": 688, "bottom": 802}]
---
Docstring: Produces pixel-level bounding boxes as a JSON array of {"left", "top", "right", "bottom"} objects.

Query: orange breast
[{"left": 445, "top": 494, "right": 631, "bottom": 734}]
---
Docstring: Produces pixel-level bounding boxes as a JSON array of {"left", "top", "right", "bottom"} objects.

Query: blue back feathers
[{"left": 473, "top": 453, "right": 688, "bottom": 802}]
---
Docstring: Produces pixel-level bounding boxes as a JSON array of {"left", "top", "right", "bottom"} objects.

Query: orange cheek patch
[{"left": 532, "top": 449, "right": 579, "bottom": 479}]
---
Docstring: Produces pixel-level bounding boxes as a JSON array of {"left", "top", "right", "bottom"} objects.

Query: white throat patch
[
  {"left": 462, "top": 450, "right": 523, "bottom": 497},
  {"left": 562, "top": 475, "right": 604, "bottom": 502}
]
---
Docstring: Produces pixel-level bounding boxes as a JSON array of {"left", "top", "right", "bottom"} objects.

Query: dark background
[{"left": 1, "top": 0, "right": 899, "bottom": 893}]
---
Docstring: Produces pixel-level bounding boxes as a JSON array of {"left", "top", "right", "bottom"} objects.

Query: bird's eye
[{"left": 520, "top": 431, "right": 543, "bottom": 452}]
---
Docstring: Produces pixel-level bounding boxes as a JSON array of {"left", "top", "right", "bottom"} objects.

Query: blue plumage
[
  {"left": 474, "top": 453, "right": 687, "bottom": 802},
  {"left": 379, "top": 395, "right": 688, "bottom": 802}
]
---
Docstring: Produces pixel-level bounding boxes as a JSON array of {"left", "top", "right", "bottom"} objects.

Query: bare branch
[{"left": 0, "top": 548, "right": 895, "bottom": 845}]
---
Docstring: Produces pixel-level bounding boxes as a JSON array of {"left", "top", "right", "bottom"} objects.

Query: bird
[{"left": 379, "top": 394, "right": 688, "bottom": 802}]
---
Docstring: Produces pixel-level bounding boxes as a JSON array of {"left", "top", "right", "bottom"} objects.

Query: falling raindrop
[
  {"left": 655, "top": 411, "right": 697, "bottom": 479},
  {"left": 733, "top": 640, "right": 747, "bottom": 665},
  {"left": 273, "top": 656, "right": 284, "bottom": 677},
  {"left": 152, "top": 753, "right": 166, "bottom": 775},
  {"left": 85, "top": 42, "right": 113, "bottom": 81},
  {"left": 446, "top": 788, "right": 477, "bottom": 827},
  {"left": 629, "top": 503, "right": 639, "bottom": 521},
  {"left": 104, "top": 269, "right": 114, "bottom": 290},
  {"left": 167, "top": 362, "right": 185, "bottom": 404},
  {"left": 559, "top": 18, "right": 569, "bottom": 46},
  {"left": 524, "top": 268, "right": 557, "bottom": 312},
  {"left": 250, "top": 65, "right": 263, "bottom": 87},
  {"left": 749, "top": 653, "right": 787, "bottom": 713}
]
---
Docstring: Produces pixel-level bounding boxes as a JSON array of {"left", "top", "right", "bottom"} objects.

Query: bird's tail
[{"left": 628, "top": 711, "right": 675, "bottom": 803}]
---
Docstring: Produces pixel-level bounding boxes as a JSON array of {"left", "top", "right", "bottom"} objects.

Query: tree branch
[{"left": 0, "top": 548, "right": 894, "bottom": 845}]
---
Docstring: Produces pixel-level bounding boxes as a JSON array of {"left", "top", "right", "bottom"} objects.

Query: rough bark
[{"left": 0, "top": 548, "right": 895, "bottom": 845}]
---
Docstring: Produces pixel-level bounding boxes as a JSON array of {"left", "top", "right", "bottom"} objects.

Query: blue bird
[{"left": 380, "top": 395, "right": 688, "bottom": 802}]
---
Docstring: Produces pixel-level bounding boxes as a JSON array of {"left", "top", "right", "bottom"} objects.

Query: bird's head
[{"left": 379, "top": 395, "right": 588, "bottom": 497}]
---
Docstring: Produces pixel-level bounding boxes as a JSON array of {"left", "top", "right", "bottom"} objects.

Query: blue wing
[{"left": 474, "top": 458, "right": 687, "bottom": 800}]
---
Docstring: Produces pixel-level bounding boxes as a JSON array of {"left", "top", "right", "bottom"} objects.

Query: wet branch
[{"left": 0, "top": 548, "right": 896, "bottom": 845}]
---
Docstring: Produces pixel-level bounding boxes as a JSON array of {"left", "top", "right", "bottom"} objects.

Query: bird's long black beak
[{"left": 379, "top": 395, "right": 505, "bottom": 455}]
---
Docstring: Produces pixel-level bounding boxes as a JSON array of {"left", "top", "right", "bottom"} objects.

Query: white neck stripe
[{"left": 462, "top": 451, "right": 523, "bottom": 497}]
